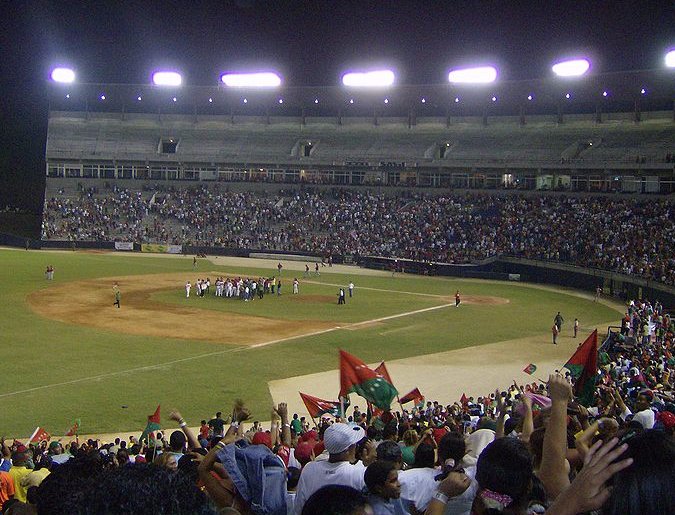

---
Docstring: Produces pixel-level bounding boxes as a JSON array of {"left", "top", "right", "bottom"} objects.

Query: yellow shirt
[{"left": 8, "top": 465, "right": 31, "bottom": 502}]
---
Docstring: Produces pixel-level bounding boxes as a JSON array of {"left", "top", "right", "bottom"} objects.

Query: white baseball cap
[{"left": 323, "top": 423, "right": 366, "bottom": 454}]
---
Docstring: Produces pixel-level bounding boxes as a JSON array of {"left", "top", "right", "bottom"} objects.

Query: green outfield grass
[{"left": 0, "top": 249, "right": 620, "bottom": 436}]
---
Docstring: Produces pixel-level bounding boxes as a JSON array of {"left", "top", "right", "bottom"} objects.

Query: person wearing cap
[
  {"left": 294, "top": 423, "right": 371, "bottom": 515},
  {"left": 47, "top": 441, "right": 71, "bottom": 465}
]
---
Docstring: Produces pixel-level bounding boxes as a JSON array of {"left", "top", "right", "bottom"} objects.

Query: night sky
[{"left": 1, "top": 0, "right": 673, "bottom": 209}]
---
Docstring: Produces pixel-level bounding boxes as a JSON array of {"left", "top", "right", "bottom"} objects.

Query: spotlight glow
[
  {"left": 454, "top": 97, "right": 460, "bottom": 103},
  {"left": 565, "top": 93, "right": 571, "bottom": 99},
  {"left": 552, "top": 59, "right": 590, "bottom": 77},
  {"left": 243, "top": 98, "right": 248, "bottom": 104},
  {"left": 342, "top": 69, "right": 395, "bottom": 87},
  {"left": 448, "top": 66, "right": 497, "bottom": 84},
  {"left": 349, "top": 99, "right": 354, "bottom": 104},
  {"left": 666, "top": 50, "right": 675, "bottom": 68},
  {"left": 51, "top": 67, "right": 75, "bottom": 83},
  {"left": 137, "top": 96, "right": 142, "bottom": 101},
  {"left": 152, "top": 71, "right": 182, "bottom": 86},
  {"left": 208, "top": 97, "right": 213, "bottom": 103},
  {"left": 221, "top": 72, "right": 281, "bottom": 87},
  {"left": 172, "top": 97, "right": 177, "bottom": 102},
  {"left": 527, "top": 94, "right": 533, "bottom": 101},
  {"left": 602, "top": 91, "right": 608, "bottom": 97},
  {"left": 384, "top": 98, "right": 389, "bottom": 104},
  {"left": 421, "top": 98, "right": 426, "bottom": 103},
  {"left": 314, "top": 98, "right": 319, "bottom": 104},
  {"left": 640, "top": 88, "right": 646, "bottom": 95},
  {"left": 491, "top": 96, "right": 497, "bottom": 102},
  {"left": 278, "top": 98, "right": 283, "bottom": 104},
  {"left": 100, "top": 95, "right": 106, "bottom": 100}
]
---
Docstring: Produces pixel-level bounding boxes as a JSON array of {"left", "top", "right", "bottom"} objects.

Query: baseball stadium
[{"left": 0, "top": 5, "right": 673, "bottom": 511}]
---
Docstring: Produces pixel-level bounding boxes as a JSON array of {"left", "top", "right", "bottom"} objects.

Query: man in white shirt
[{"left": 294, "top": 423, "right": 367, "bottom": 514}]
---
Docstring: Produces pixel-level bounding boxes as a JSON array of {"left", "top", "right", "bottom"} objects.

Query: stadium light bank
[
  {"left": 342, "top": 70, "right": 395, "bottom": 87},
  {"left": 552, "top": 58, "right": 590, "bottom": 77},
  {"left": 666, "top": 50, "right": 675, "bottom": 68},
  {"left": 50, "top": 67, "right": 75, "bottom": 83},
  {"left": 152, "top": 71, "right": 183, "bottom": 86},
  {"left": 447, "top": 66, "right": 497, "bottom": 84},
  {"left": 220, "top": 72, "right": 282, "bottom": 87}
]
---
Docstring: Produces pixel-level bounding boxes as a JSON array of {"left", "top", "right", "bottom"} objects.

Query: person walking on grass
[{"left": 552, "top": 323, "right": 559, "bottom": 344}]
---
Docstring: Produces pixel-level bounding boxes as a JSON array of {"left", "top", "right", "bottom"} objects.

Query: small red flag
[
  {"left": 400, "top": 388, "right": 425, "bottom": 406},
  {"left": 29, "top": 427, "right": 51, "bottom": 444},
  {"left": 523, "top": 363, "right": 537, "bottom": 375},
  {"left": 460, "top": 393, "right": 469, "bottom": 407}
]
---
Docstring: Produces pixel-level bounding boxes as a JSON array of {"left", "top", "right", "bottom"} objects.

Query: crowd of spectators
[
  {"left": 42, "top": 185, "right": 675, "bottom": 285},
  {"left": 1, "top": 299, "right": 672, "bottom": 514}
]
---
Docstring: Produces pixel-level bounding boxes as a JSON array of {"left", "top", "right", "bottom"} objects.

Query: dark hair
[
  {"left": 170, "top": 430, "right": 187, "bottom": 451},
  {"left": 603, "top": 430, "right": 675, "bottom": 515},
  {"left": 365, "top": 460, "right": 397, "bottom": 493},
  {"left": 476, "top": 438, "right": 533, "bottom": 510},
  {"left": 438, "top": 432, "right": 466, "bottom": 462},
  {"left": 413, "top": 443, "right": 435, "bottom": 469},
  {"left": 376, "top": 440, "right": 402, "bottom": 463},
  {"left": 302, "top": 485, "right": 368, "bottom": 515},
  {"left": 287, "top": 466, "right": 301, "bottom": 490},
  {"left": 382, "top": 422, "right": 398, "bottom": 440}
]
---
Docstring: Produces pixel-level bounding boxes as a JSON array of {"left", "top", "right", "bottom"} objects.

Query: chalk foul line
[{"left": 0, "top": 304, "right": 450, "bottom": 398}]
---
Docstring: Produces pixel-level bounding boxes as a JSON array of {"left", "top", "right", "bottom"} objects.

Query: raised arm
[
  {"left": 539, "top": 374, "right": 572, "bottom": 500},
  {"left": 519, "top": 395, "right": 534, "bottom": 443},
  {"left": 277, "top": 402, "right": 292, "bottom": 447},
  {"left": 169, "top": 410, "right": 201, "bottom": 450}
]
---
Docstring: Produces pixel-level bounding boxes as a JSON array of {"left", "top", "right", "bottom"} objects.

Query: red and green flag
[
  {"left": 400, "top": 388, "right": 425, "bottom": 408},
  {"left": 563, "top": 330, "right": 598, "bottom": 406},
  {"left": 523, "top": 363, "right": 537, "bottom": 375},
  {"left": 299, "top": 392, "right": 342, "bottom": 419},
  {"left": 374, "top": 362, "right": 395, "bottom": 387},
  {"left": 65, "top": 419, "right": 81, "bottom": 437},
  {"left": 140, "top": 405, "right": 161, "bottom": 444},
  {"left": 339, "top": 350, "right": 398, "bottom": 410}
]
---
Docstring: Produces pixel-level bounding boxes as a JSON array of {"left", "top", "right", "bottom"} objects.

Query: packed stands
[
  {"left": 42, "top": 184, "right": 675, "bottom": 286},
  {"left": 3, "top": 301, "right": 672, "bottom": 514}
]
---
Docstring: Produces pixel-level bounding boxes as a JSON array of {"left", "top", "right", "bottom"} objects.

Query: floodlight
[
  {"left": 491, "top": 96, "right": 497, "bottom": 102},
  {"left": 552, "top": 59, "right": 590, "bottom": 77},
  {"left": 152, "top": 71, "right": 182, "bottom": 86},
  {"left": 100, "top": 94, "right": 106, "bottom": 100},
  {"left": 349, "top": 99, "right": 354, "bottom": 104},
  {"left": 278, "top": 98, "right": 283, "bottom": 104},
  {"left": 602, "top": 91, "right": 608, "bottom": 97},
  {"left": 137, "top": 96, "right": 142, "bottom": 101},
  {"left": 666, "top": 50, "right": 675, "bottom": 68},
  {"left": 65, "top": 94, "right": 70, "bottom": 99},
  {"left": 342, "top": 70, "right": 395, "bottom": 87},
  {"left": 448, "top": 66, "right": 497, "bottom": 84},
  {"left": 51, "top": 67, "right": 75, "bottom": 83},
  {"left": 454, "top": 97, "right": 460, "bottom": 103},
  {"left": 221, "top": 72, "right": 281, "bottom": 87},
  {"left": 173, "top": 97, "right": 177, "bottom": 102},
  {"left": 314, "top": 98, "right": 319, "bottom": 104},
  {"left": 384, "top": 98, "right": 389, "bottom": 104},
  {"left": 640, "top": 88, "right": 646, "bottom": 95},
  {"left": 208, "top": 97, "right": 213, "bottom": 103},
  {"left": 565, "top": 93, "right": 571, "bottom": 99},
  {"left": 527, "top": 94, "right": 533, "bottom": 101},
  {"left": 421, "top": 98, "right": 426, "bottom": 103}
]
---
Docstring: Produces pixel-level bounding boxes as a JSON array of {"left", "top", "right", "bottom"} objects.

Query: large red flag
[
  {"left": 339, "top": 350, "right": 398, "bottom": 410},
  {"left": 563, "top": 330, "right": 598, "bottom": 406},
  {"left": 299, "top": 392, "right": 342, "bottom": 419}
]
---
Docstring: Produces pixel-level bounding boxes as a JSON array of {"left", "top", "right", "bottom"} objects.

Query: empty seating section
[{"left": 46, "top": 112, "right": 675, "bottom": 164}]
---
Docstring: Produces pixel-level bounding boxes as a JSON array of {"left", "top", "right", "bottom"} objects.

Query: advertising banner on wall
[
  {"left": 114, "top": 242, "right": 134, "bottom": 251},
  {"left": 141, "top": 243, "right": 168, "bottom": 253},
  {"left": 141, "top": 243, "right": 183, "bottom": 254}
]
